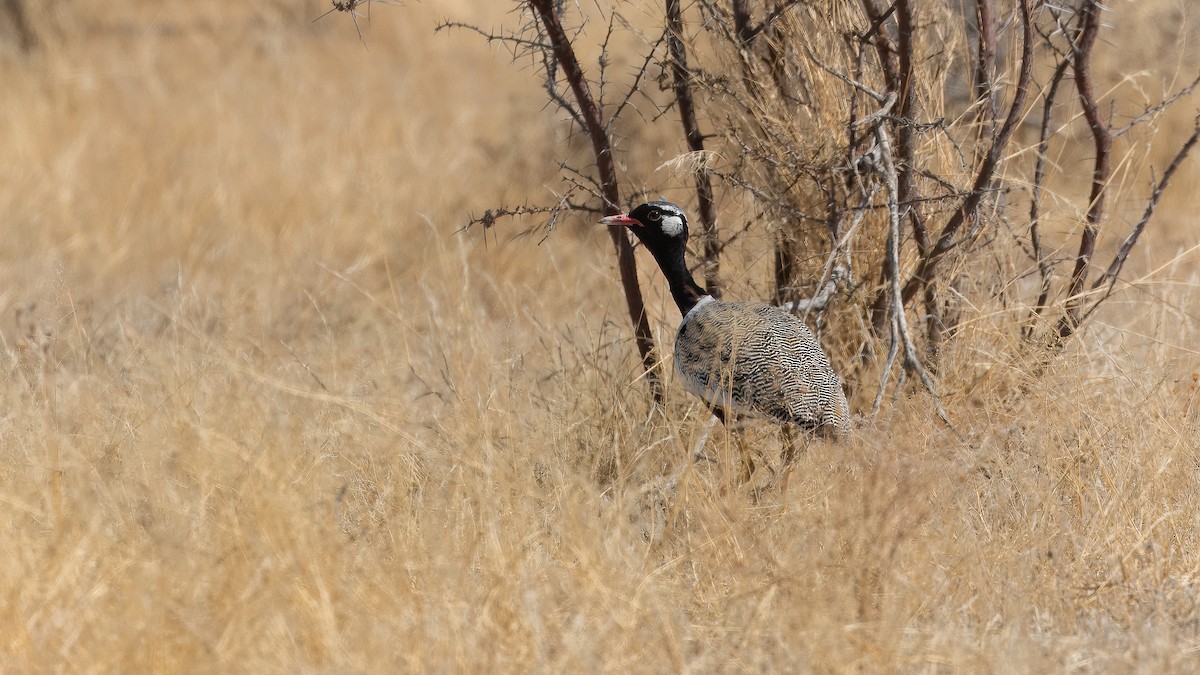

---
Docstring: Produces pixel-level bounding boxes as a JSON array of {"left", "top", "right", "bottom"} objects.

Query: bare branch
[
  {"left": 1079, "top": 115, "right": 1200, "bottom": 323},
  {"left": 665, "top": 0, "right": 722, "bottom": 297},
  {"left": 1057, "top": 0, "right": 1112, "bottom": 340},
  {"left": 787, "top": 186, "right": 876, "bottom": 319},
  {"left": 527, "top": 0, "right": 662, "bottom": 398},
  {"left": 460, "top": 197, "right": 598, "bottom": 235},
  {"left": 780, "top": 265, "right": 848, "bottom": 316},
  {"left": 1112, "top": 72, "right": 1200, "bottom": 138},
  {"left": 436, "top": 19, "right": 589, "bottom": 129},
  {"left": 971, "top": 0, "right": 999, "bottom": 134},
  {"left": 744, "top": 0, "right": 806, "bottom": 43},
  {"left": 434, "top": 21, "right": 551, "bottom": 53},
  {"left": 808, "top": 47, "right": 889, "bottom": 103},
  {"left": 605, "top": 27, "right": 668, "bottom": 134},
  {"left": 857, "top": 0, "right": 901, "bottom": 93},
  {"left": 899, "top": 0, "right": 1033, "bottom": 307},
  {"left": 1023, "top": 58, "right": 1072, "bottom": 341},
  {"left": 862, "top": 97, "right": 953, "bottom": 427}
]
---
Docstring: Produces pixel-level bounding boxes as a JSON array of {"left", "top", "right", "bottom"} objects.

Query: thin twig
[
  {"left": 606, "top": 27, "right": 668, "bottom": 133},
  {"left": 1112, "top": 72, "right": 1200, "bottom": 138},
  {"left": 1079, "top": 115, "right": 1200, "bottom": 324}
]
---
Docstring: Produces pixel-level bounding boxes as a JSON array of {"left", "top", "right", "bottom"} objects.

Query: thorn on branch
[
  {"left": 434, "top": 22, "right": 555, "bottom": 58},
  {"left": 317, "top": 0, "right": 394, "bottom": 44},
  {"left": 462, "top": 194, "right": 599, "bottom": 234},
  {"left": 1112, "top": 71, "right": 1200, "bottom": 138}
]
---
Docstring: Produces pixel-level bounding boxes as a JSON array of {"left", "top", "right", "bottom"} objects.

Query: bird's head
[{"left": 599, "top": 200, "right": 689, "bottom": 249}]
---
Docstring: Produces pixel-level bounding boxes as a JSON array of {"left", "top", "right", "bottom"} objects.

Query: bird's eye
[{"left": 646, "top": 211, "right": 662, "bottom": 222}]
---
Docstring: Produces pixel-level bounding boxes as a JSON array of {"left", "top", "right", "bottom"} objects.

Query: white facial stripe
[{"left": 660, "top": 214, "right": 684, "bottom": 237}]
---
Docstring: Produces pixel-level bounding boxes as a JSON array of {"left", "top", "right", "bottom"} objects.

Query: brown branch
[
  {"left": 898, "top": 0, "right": 1032, "bottom": 307},
  {"left": 1056, "top": 0, "right": 1111, "bottom": 341},
  {"left": 893, "top": 0, "right": 919, "bottom": 252},
  {"left": 858, "top": 0, "right": 901, "bottom": 91},
  {"left": 665, "top": 0, "right": 722, "bottom": 298},
  {"left": 460, "top": 186, "right": 599, "bottom": 237},
  {"left": 1023, "top": 58, "right": 1072, "bottom": 341},
  {"left": 528, "top": 0, "right": 663, "bottom": 399},
  {"left": 772, "top": 231, "right": 801, "bottom": 307},
  {"left": 731, "top": 0, "right": 755, "bottom": 45},
  {"left": 896, "top": 1, "right": 949, "bottom": 359},
  {"left": 605, "top": 27, "right": 668, "bottom": 135},
  {"left": 971, "top": 0, "right": 999, "bottom": 134},
  {"left": 733, "top": 0, "right": 805, "bottom": 43},
  {"left": 1080, "top": 116, "right": 1200, "bottom": 323}
]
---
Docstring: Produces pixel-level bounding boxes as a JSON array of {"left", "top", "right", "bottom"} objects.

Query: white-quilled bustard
[{"left": 601, "top": 200, "right": 850, "bottom": 441}]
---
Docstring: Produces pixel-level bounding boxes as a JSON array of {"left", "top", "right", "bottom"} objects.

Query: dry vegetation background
[{"left": 2, "top": 0, "right": 1200, "bottom": 671}]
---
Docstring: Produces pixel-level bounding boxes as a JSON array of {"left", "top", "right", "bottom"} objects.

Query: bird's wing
[{"left": 675, "top": 301, "right": 848, "bottom": 433}]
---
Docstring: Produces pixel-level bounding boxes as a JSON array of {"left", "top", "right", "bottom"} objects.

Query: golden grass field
[{"left": 2, "top": 0, "right": 1200, "bottom": 671}]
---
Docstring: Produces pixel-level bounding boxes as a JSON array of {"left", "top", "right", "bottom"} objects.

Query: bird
[{"left": 601, "top": 199, "right": 850, "bottom": 442}]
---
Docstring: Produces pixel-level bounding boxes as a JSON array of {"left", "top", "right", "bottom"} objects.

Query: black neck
[{"left": 646, "top": 240, "right": 707, "bottom": 316}]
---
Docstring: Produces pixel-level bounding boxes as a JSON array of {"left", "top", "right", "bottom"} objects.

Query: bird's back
[{"left": 674, "top": 298, "right": 850, "bottom": 438}]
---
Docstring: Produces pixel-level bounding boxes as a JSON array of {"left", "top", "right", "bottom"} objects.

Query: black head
[
  {"left": 599, "top": 200, "right": 689, "bottom": 249},
  {"left": 599, "top": 199, "right": 706, "bottom": 313}
]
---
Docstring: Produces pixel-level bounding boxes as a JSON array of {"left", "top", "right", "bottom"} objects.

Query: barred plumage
[
  {"left": 601, "top": 200, "right": 849, "bottom": 440},
  {"left": 676, "top": 297, "right": 850, "bottom": 438}
]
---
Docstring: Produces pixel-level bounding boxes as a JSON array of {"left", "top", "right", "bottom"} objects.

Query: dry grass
[{"left": 2, "top": 1, "right": 1200, "bottom": 671}]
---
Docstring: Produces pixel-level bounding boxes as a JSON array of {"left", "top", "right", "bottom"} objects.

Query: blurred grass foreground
[{"left": 2, "top": 1, "right": 1200, "bottom": 671}]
